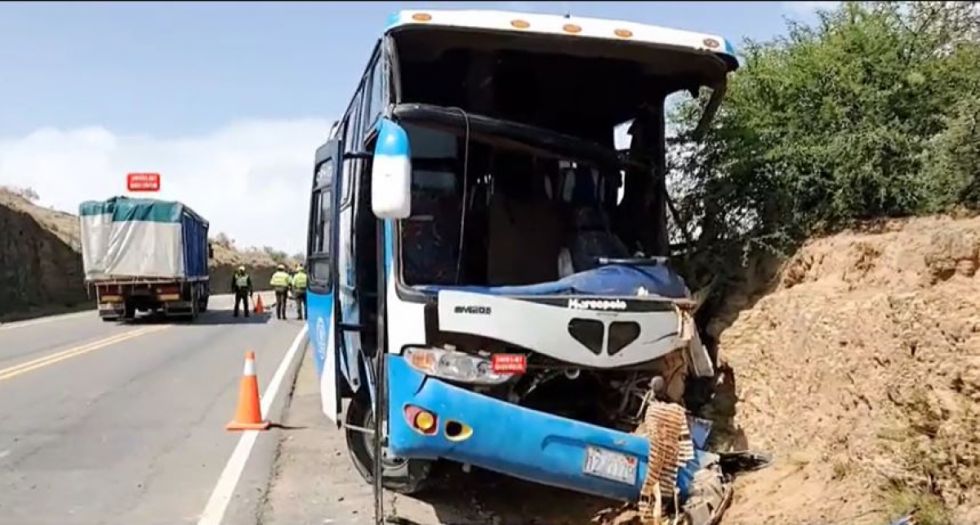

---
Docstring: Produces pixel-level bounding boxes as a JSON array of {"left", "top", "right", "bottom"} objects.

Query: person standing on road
[
  {"left": 291, "top": 264, "right": 308, "bottom": 321},
  {"left": 232, "top": 265, "right": 252, "bottom": 318},
  {"left": 270, "top": 264, "right": 291, "bottom": 320}
]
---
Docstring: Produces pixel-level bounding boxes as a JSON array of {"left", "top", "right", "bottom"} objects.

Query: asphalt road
[{"left": 0, "top": 293, "right": 306, "bottom": 525}]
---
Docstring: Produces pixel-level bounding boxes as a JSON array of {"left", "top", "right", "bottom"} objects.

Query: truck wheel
[
  {"left": 190, "top": 294, "right": 199, "bottom": 320},
  {"left": 124, "top": 302, "right": 136, "bottom": 321},
  {"left": 345, "top": 396, "right": 431, "bottom": 495}
]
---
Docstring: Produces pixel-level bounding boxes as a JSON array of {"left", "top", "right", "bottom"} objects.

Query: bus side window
[
  {"left": 363, "top": 54, "right": 385, "bottom": 135},
  {"left": 343, "top": 84, "right": 366, "bottom": 209},
  {"left": 309, "top": 159, "right": 336, "bottom": 291},
  {"left": 345, "top": 91, "right": 363, "bottom": 154}
]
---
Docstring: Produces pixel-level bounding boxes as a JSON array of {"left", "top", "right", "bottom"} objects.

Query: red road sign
[{"left": 127, "top": 173, "right": 160, "bottom": 192}]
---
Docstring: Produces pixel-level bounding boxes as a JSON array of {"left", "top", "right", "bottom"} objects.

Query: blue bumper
[{"left": 387, "top": 355, "right": 705, "bottom": 502}]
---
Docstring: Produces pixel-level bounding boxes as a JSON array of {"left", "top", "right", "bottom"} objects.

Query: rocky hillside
[
  {"left": 713, "top": 214, "right": 980, "bottom": 525},
  {"left": 208, "top": 240, "right": 300, "bottom": 295},
  {"left": 0, "top": 188, "right": 298, "bottom": 321},
  {"left": 0, "top": 189, "right": 88, "bottom": 322}
]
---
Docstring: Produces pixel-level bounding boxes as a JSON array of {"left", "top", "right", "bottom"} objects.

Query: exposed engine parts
[
  {"left": 420, "top": 308, "right": 730, "bottom": 522},
  {"left": 443, "top": 332, "right": 705, "bottom": 433}
]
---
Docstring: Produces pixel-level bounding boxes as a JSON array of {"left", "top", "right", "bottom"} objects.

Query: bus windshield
[
  {"left": 389, "top": 25, "right": 732, "bottom": 288},
  {"left": 398, "top": 109, "right": 631, "bottom": 288},
  {"left": 392, "top": 24, "right": 731, "bottom": 142}
]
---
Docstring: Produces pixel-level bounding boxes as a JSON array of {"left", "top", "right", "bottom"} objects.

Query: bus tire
[{"left": 345, "top": 396, "right": 431, "bottom": 495}]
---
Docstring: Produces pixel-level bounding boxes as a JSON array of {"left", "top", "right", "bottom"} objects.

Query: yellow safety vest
[
  {"left": 291, "top": 271, "right": 308, "bottom": 290},
  {"left": 270, "top": 271, "right": 290, "bottom": 288},
  {"left": 235, "top": 274, "right": 249, "bottom": 289}
]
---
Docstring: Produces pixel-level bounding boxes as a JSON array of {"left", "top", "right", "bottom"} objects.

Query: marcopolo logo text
[{"left": 567, "top": 298, "right": 627, "bottom": 311}]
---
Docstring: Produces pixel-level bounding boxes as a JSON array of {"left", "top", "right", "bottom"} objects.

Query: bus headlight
[{"left": 404, "top": 347, "right": 512, "bottom": 385}]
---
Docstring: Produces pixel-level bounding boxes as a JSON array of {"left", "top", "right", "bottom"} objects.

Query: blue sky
[{"left": 0, "top": 1, "right": 836, "bottom": 253}]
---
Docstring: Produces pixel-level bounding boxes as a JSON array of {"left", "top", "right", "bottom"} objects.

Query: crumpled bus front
[{"left": 386, "top": 354, "right": 731, "bottom": 521}]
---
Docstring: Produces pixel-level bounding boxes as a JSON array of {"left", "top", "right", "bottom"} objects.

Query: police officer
[
  {"left": 270, "top": 264, "right": 291, "bottom": 320},
  {"left": 231, "top": 265, "right": 252, "bottom": 318},
  {"left": 291, "top": 264, "right": 308, "bottom": 321}
]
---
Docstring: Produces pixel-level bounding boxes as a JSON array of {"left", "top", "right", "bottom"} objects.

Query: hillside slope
[
  {"left": 715, "top": 215, "right": 980, "bottom": 525},
  {"left": 0, "top": 188, "right": 298, "bottom": 321},
  {"left": 208, "top": 240, "right": 299, "bottom": 296},
  {"left": 0, "top": 189, "right": 88, "bottom": 321}
]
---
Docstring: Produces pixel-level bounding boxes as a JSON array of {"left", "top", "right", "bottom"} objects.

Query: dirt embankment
[
  {"left": 712, "top": 215, "right": 980, "bottom": 525},
  {"left": 0, "top": 190, "right": 88, "bottom": 321},
  {"left": 208, "top": 242, "right": 298, "bottom": 295},
  {"left": 0, "top": 188, "right": 297, "bottom": 321}
]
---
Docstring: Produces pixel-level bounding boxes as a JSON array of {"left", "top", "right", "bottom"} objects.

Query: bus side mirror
[
  {"left": 208, "top": 243, "right": 214, "bottom": 259},
  {"left": 371, "top": 120, "right": 412, "bottom": 219}
]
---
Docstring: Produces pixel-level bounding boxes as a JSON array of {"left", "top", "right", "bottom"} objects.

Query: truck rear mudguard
[{"left": 386, "top": 355, "right": 711, "bottom": 502}]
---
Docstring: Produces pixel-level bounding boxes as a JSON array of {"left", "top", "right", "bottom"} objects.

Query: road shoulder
[
  {"left": 209, "top": 326, "right": 309, "bottom": 525},
  {"left": 259, "top": 347, "right": 378, "bottom": 525}
]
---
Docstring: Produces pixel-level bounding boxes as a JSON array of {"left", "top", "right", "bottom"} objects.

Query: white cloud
[
  {"left": 0, "top": 118, "right": 332, "bottom": 255},
  {"left": 782, "top": 1, "right": 840, "bottom": 16}
]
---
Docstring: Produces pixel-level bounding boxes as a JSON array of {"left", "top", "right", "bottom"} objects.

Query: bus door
[
  {"left": 308, "top": 139, "right": 343, "bottom": 424},
  {"left": 337, "top": 141, "right": 368, "bottom": 405}
]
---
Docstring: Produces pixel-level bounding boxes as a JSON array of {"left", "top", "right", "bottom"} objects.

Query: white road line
[
  {"left": 0, "top": 310, "right": 93, "bottom": 332},
  {"left": 196, "top": 325, "right": 309, "bottom": 525},
  {"left": 0, "top": 450, "right": 10, "bottom": 461}
]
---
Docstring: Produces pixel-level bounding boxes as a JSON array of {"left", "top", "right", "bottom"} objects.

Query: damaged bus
[{"left": 306, "top": 9, "right": 740, "bottom": 523}]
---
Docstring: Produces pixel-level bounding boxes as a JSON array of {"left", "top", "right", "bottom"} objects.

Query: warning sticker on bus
[
  {"left": 491, "top": 353, "right": 527, "bottom": 374},
  {"left": 127, "top": 173, "right": 161, "bottom": 192}
]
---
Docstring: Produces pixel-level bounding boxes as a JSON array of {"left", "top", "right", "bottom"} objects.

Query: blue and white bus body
[{"left": 306, "top": 8, "right": 739, "bottom": 514}]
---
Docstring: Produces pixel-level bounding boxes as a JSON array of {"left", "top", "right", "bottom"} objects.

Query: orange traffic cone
[
  {"left": 226, "top": 351, "right": 270, "bottom": 431},
  {"left": 254, "top": 294, "right": 265, "bottom": 314}
]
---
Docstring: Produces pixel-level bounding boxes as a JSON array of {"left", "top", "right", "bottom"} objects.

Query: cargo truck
[{"left": 79, "top": 196, "right": 212, "bottom": 322}]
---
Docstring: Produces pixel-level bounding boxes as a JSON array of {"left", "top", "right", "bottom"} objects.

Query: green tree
[{"left": 670, "top": 1, "right": 980, "bottom": 287}]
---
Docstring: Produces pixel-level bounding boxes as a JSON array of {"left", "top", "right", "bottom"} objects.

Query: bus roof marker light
[
  {"left": 614, "top": 28, "right": 633, "bottom": 39},
  {"left": 563, "top": 24, "right": 582, "bottom": 34},
  {"left": 411, "top": 13, "right": 432, "bottom": 22},
  {"left": 511, "top": 19, "right": 529, "bottom": 29}
]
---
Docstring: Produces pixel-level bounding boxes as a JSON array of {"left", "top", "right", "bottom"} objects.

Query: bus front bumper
[{"left": 386, "top": 355, "right": 708, "bottom": 502}]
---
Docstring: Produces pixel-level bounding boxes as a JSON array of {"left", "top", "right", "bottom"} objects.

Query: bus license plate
[{"left": 583, "top": 446, "right": 638, "bottom": 485}]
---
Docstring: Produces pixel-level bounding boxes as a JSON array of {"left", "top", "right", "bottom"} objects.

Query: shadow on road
[
  {"left": 268, "top": 422, "right": 308, "bottom": 430},
  {"left": 190, "top": 309, "right": 274, "bottom": 325},
  {"left": 392, "top": 465, "right": 618, "bottom": 525},
  {"left": 105, "top": 309, "right": 274, "bottom": 326}
]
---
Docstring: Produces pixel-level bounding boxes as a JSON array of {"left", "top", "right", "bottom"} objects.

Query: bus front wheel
[{"left": 345, "top": 396, "right": 431, "bottom": 495}]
